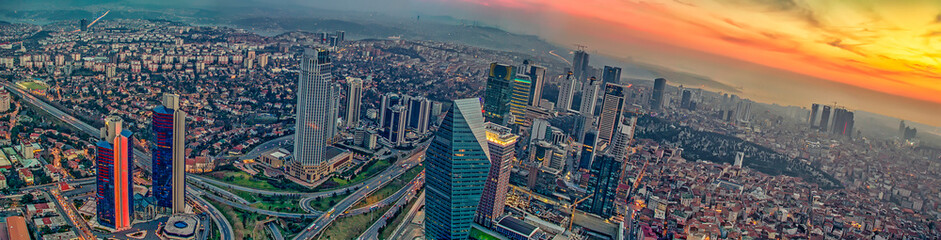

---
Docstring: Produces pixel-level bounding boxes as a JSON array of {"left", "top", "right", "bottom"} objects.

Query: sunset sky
[{"left": 355, "top": 0, "right": 941, "bottom": 126}]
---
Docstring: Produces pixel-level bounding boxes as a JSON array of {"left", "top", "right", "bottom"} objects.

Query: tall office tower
[
  {"left": 899, "top": 121, "right": 906, "bottom": 138},
  {"left": 408, "top": 96, "right": 432, "bottom": 134},
  {"left": 734, "top": 151, "right": 744, "bottom": 167},
  {"left": 425, "top": 98, "right": 491, "bottom": 240},
  {"left": 152, "top": 93, "right": 187, "bottom": 213},
  {"left": 550, "top": 127, "right": 566, "bottom": 145},
  {"left": 530, "top": 118, "right": 550, "bottom": 142},
  {"left": 521, "top": 60, "right": 547, "bottom": 107},
  {"left": 345, "top": 77, "right": 363, "bottom": 128},
  {"left": 844, "top": 112, "right": 854, "bottom": 137},
  {"left": 809, "top": 103, "right": 820, "bottom": 128},
  {"left": 573, "top": 50, "right": 590, "bottom": 83},
  {"left": 578, "top": 130, "right": 597, "bottom": 170},
  {"left": 291, "top": 48, "right": 336, "bottom": 183},
  {"left": 509, "top": 75, "right": 533, "bottom": 125},
  {"left": 602, "top": 66, "right": 622, "bottom": 85},
  {"left": 819, "top": 105, "right": 831, "bottom": 132},
  {"left": 580, "top": 77, "right": 601, "bottom": 116},
  {"left": 609, "top": 117, "right": 636, "bottom": 159},
  {"left": 96, "top": 116, "right": 134, "bottom": 230},
  {"left": 650, "top": 78, "right": 666, "bottom": 110},
  {"left": 829, "top": 108, "right": 844, "bottom": 134},
  {"left": 680, "top": 90, "right": 692, "bottom": 109},
  {"left": 556, "top": 71, "right": 577, "bottom": 112},
  {"left": 386, "top": 105, "right": 408, "bottom": 144},
  {"left": 335, "top": 30, "right": 345, "bottom": 42},
  {"left": 581, "top": 152, "right": 622, "bottom": 218},
  {"left": 380, "top": 93, "right": 404, "bottom": 129},
  {"left": 80, "top": 19, "right": 88, "bottom": 31},
  {"left": 596, "top": 83, "right": 626, "bottom": 143},
  {"left": 475, "top": 123, "right": 518, "bottom": 228},
  {"left": 483, "top": 63, "right": 516, "bottom": 124}
]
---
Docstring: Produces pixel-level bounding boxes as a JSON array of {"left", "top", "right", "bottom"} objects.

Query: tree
[{"left": 21, "top": 193, "right": 34, "bottom": 204}]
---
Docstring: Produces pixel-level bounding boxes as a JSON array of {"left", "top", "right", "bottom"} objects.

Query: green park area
[
  {"left": 17, "top": 81, "right": 48, "bottom": 90},
  {"left": 208, "top": 198, "right": 277, "bottom": 240},
  {"left": 470, "top": 226, "right": 503, "bottom": 240},
  {"left": 202, "top": 165, "right": 317, "bottom": 193},
  {"left": 353, "top": 165, "right": 423, "bottom": 209},
  {"left": 314, "top": 158, "right": 393, "bottom": 191},
  {"left": 307, "top": 191, "right": 353, "bottom": 212},
  {"left": 318, "top": 205, "right": 392, "bottom": 240}
]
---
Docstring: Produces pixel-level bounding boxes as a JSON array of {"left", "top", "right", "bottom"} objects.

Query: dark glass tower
[
  {"left": 483, "top": 63, "right": 515, "bottom": 124},
  {"left": 581, "top": 152, "right": 622, "bottom": 218},
  {"left": 96, "top": 116, "right": 134, "bottom": 230},
  {"left": 425, "top": 98, "right": 491, "bottom": 239},
  {"left": 650, "top": 78, "right": 666, "bottom": 110},
  {"left": 602, "top": 66, "right": 622, "bottom": 85}
]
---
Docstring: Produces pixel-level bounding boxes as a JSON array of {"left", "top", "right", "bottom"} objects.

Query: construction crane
[{"left": 568, "top": 194, "right": 593, "bottom": 232}]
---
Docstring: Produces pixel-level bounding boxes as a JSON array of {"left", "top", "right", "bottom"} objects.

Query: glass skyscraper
[
  {"left": 291, "top": 48, "right": 337, "bottom": 183},
  {"left": 152, "top": 93, "right": 186, "bottom": 213},
  {"left": 96, "top": 116, "right": 134, "bottom": 230},
  {"left": 425, "top": 98, "right": 491, "bottom": 239},
  {"left": 581, "top": 152, "right": 622, "bottom": 218},
  {"left": 483, "top": 63, "right": 515, "bottom": 124}
]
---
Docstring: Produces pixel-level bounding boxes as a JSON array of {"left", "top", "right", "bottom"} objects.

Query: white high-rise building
[
  {"left": 609, "top": 117, "right": 636, "bottom": 159},
  {"left": 291, "top": 48, "right": 337, "bottom": 183},
  {"left": 556, "top": 72, "right": 577, "bottom": 112},
  {"left": 345, "top": 77, "right": 363, "bottom": 128},
  {"left": 734, "top": 151, "right": 744, "bottom": 167},
  {"left": 580, "top": 77, "right": 601, "bottom": 116}
]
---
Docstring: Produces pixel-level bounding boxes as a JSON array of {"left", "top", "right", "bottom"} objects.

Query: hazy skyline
[{"left": 275, "top": 0, "right": 941, "bottom": 127}]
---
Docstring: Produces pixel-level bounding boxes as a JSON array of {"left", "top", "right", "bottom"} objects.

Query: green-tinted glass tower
[{"left": 425, "top": 98, "right": 491, "bottom": 240}]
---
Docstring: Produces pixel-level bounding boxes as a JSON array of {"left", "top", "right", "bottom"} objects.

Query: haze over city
[{"left": 0, "top": 1, "right": 938, "bottom": 240}]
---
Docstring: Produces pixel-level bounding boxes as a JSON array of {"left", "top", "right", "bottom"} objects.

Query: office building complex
[
  {"left": 425, "top": 98, "right": 491, "bottom": 239},
  {"left": 597, "top": 83, "right": 626, "bottom": 143},
  {"left": 96, "top": 116, "right": 134, "bottom": 230},
  {"left": 602, "top": 66, "right": 621, "bottom": 85},
  {"left": 830, "top": 107, "right": 855, "bottom": 137},
  {"left": 386, "top": 104, "right": 408, "bottom": 144},
  {"left": 345, "top": 77, "right": 363, "bottom": 128},
  {"left": 379, "top": 93, "right": 404, "bottom": 129},
  {"left": 581, "top": 152, "right": 622, "bottom": 218},
  {"left": 521, "top": 61, "right": 547, "bottom": 107},
  {"left": 408, "top": 96, "right": 433, "bottom": 134},
  {"left": 290, "top": 48, "right": 338, "bottom": 183},
  {"left": 483, "top": 63, "right": 515, "bottom": 124},
  {"left": 650, "top": 78, "right": 666, "bottom": 110},
  {"left": 475, "top": 123, "right": 518, "bottom": 228},
  {"left": 556, "top": 71, "right": 577, "bottom": 112},
  {"left": 152, "top": 93, "right": 186, "bottom": 213}
]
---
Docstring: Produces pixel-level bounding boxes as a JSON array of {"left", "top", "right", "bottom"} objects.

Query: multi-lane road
[
  {"left": 292, "top": 148, "right": 427, "bottom": 240},
  {"left": 188, "top": 187, "right": 235, "bottom": 240},
  {"left": 357, "top": 173, "right": 424, "bottom": 240}
]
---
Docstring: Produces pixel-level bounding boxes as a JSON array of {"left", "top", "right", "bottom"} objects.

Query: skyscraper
[
  {"left": 386, "top": 104, "right": 408, "bottom": 144},
  {"left": 809, "top": 103, "right": 820, "bottom": 128},
  {"left": 345, "top": 77, "right": 363, "bottom": 128},
  {"left": 475, "top": 123, "right": 518, "bottom": 228},
  {"left": 407, "top": 96, "right": 432, "bottom": 134},
  {"left": 425, "top": 98, "right": 491, "bottom": 240},
  {"left": 152, "top": 93, "right": 186, "bottom": 213},
  {"left": 521, "top": 61, "right": 547, "bottom": 107},
  {"left": 556, "top": 71, "right": 577, "bottom": 112},
  {"left": 483, "top": 63, "right": 515, "bottom": 124},
  {"left": 602, "top": 66, "right": 622, "bottom": 85},
  {"left": 573, "top": 50, "right": 590, "bottom": 83},
  {"left": 819, "top": 105, "right": 832, "bottom": 132},
  {"left": 380, "top": 93, "right": 404, "bottom": 129},
  {"left": 680, "top": 90, "right": 692, "bottom": 109},
  {"left": 581, "top": 152, "right": 622, "bottom": 218},
  {"left": 580, "top": 76, "right": 601, "bottom": 116},
  {"left": 650, "top": 78, "right": 666, "bottom": 110},
  {"left": 609, "top": 117, "right": 636, "bottom": 159},
  {"left": 578, "top": 130, "right": 597, "bottom": 170},
  {"left": 597, "top": 83, "right": 626, "bottom": 143},
  {"left": 96, "top": 116, "right": 134, "bottom": 230},
  {"left": 80, "top": 19, "right": 88, "bottom": 31},
  {"left": 508, "top": 75, "right": 532, "bottom": 125},
  {"left": 291, "top": 48, "right": 337, "bottom": 183}
]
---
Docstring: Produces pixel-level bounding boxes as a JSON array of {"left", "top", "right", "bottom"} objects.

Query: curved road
[
  {"left": 188, "top": 187, "right": 235, "bottom": 240},
  {"left": 292, "top": 147, "right": 426, "bottom": 240},
  {"left": 195, "top": 187, "right": 321, "bottom": 219},
  {"left": 357, "top": 174, "right": 423, "bottom": 240},
  {"left": 190, "top": 174, "right": 365, "bottom": 198},
  {"left": 344, "top": 172, "right": 423, "bottom": 216}
]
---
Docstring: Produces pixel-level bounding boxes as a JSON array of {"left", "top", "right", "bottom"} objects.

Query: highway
[
  {"left": 188, "top": 187, "right": 235, "bottom": 240},
  {"left": 267, "top": 222, "right": 285, "bottom": 240},
  {"left": 357, "top": 173, "right": 424, "bottom": 240},
  {"left": 190, "top": 174, "right": 365, "bottom": 198},
  {"left": 192, "top": 186, "right": 321, "bottom": 219},
  {"left": 344, "top": 172, "right": 423, "bottom": 216},
  {"left": 389, "top": 192, "right": 425, "bottom": 240},
  {"left": 292, "top": 148, "right": 427, "bottom": 240}
]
